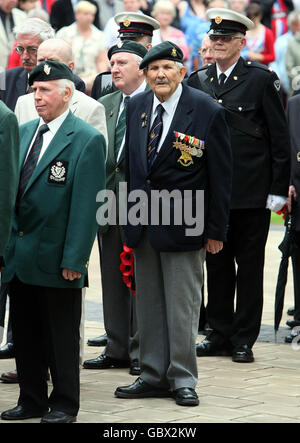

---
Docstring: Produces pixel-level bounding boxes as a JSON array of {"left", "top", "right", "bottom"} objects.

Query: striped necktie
[
  {"left": 147, "top": 103, "right": 165, "bottom": 168},
  {"left": 115, "top": 96, "right": 130, "bottom": 157},
  {"left": 17, "top": 124, "right": 49, "bottom": 199}
]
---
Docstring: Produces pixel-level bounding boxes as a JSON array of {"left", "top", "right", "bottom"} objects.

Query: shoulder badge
[{"left": 274, "top": 79, "right": 281, "bottom": 91}]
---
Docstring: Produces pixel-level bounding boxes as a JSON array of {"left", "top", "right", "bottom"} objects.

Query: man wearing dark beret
[
  {"left": 0, "top": 61, "right": 106, "bottom": 423},
  {"left": 83, "top": 41, "right": 148, "bottom": 377},
  {"left": 188, "top": 8, "right": 290, "bottom": 363},
  {"left": 115, "top": 41, "right": 232, "bottom": 406}
]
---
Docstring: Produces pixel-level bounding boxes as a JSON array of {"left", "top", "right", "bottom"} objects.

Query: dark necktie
[
  {"left": 115, "top": 96, "right": 130, "bottom": 157},
  {"left": 219, "top": 73, "right": 227, "bottom": 87},
  {"left": 147, "top": 103, "right": 165, "bottom": 168},
  {"left": 17, "top": 124, "right": 49, "bottom": 199}
]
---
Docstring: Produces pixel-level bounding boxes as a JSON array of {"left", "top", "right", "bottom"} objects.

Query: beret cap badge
[
  {"left": 171, "top": 48, "right": 177, "bottom": 57},
  {"left": 215, "top": 16, "right": 223, "bottom": 24},
  {"left": 44, "top": 63, "right": 51, "bottom": 75}
]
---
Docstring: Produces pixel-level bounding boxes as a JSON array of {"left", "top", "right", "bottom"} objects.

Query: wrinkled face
[
  {"left": 110, "top": 52, "right": 143, "bottom": 94},
  {"left": 145, "top": 59, "right": 186, "bottom": 101},
  {"left": 32, "top": 80, "right": 70, "bottom": 123},
  {"left": 209, "top": 33, "right": 246, "bottom": 65},
  {"left": 200, "top": 39, "right": 215, "bottom": 65},
  {"left": 17, "top": 34, "right": 41, "bottom": 73}
]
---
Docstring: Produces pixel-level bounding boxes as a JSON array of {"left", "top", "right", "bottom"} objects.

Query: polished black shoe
[
  {"left": 173, "top": 388, "right": 199, "bottom": 406},
  {"left": 0, "top": 342, "right": 15, "bottom": 359},
  {"left": 286, "top": 319, "right": 300, "bottom": 328},
  {"left": 287, "top": 307, "right": 295, "bottom": 316},
  {"left": 232, "top": 344, "right": 254, "bottom": 363},
  {"left": 83, "top": 353, "right": 129, "bottom": 369},
  {"left": 115, "top": 377, "right": 172, "bottom": 399},
  {"left": 129, "top": 359, "right": 141, "bottom": 376},
  {"left": 41, "top": 411, "right": 76, "bottom": 423},
  {"left": 1, "top": 405, "right": 47, "bottom": 420},
  {"left": 196, "top": 338, "right": 232, "bottom": 357},
  {"left": 87, "top": 333, "right": 108, "bottom": 347}
]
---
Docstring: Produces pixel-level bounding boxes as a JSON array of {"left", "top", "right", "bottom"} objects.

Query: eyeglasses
[
  {"left": 198, "top": 48, "right": 213, "bottom": 55},
  {"left": 209, "top": 35, "right": 243, "bottom": 43},
  {"left": 15, "top": 46, "right": 39, "bottom": 55}
]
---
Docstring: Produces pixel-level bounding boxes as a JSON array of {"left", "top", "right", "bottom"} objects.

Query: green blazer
[
  {"left": 0, "top": 101, "right": 19, "bottom": 261},
  {"left": 98, "top": 85, "right": 149, "bottom": 234},
  {"left": 2, "top": 111, "right": 106, "bottom": 288}
]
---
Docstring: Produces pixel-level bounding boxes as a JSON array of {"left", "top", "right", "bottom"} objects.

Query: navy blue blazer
[{"left": 124, "top": 83, "right": 232, "bottom": 252}]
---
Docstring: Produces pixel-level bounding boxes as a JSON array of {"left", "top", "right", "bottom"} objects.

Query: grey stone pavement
[{"left": 0, "top": 225, "right": 300, "bottom": 426}]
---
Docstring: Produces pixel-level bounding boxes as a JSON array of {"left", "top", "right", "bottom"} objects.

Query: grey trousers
[
  {"left": 133, "top": 230, "right": 205, "bottom": 391},
  {"left": 99, "top": 225, "right": 138, "bottom": 361}
]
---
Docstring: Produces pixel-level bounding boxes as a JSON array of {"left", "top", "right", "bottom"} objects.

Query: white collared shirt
[
  {"left": 24, "top": 109, "right": 70, "bottom": 165},
  {"left": 216, "top": 61, "right": 238, "bottom": 84},
  {"left": 116, "top": 80, "right": 147, "bottom": 162},
  {"left": 150, "top": 83, "right": 183, "bottom": 153}
]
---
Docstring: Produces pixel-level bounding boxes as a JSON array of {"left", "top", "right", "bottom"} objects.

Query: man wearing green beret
[
  {"left": 115, "top": 41, "right": 232, "bottom": 406},
  {"left": 83, "top": 40, "right": 148, "bottom": 377},
  {"left": 0, "top": 61, "right": 106, "bottom": 423},
  {"left": 0, "top": 101, "right": 19, "bottom": 284}
]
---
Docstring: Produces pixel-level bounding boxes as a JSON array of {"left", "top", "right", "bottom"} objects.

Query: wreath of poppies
[{"left": 120, "top": 243, "right": 136, "bottom": 295}]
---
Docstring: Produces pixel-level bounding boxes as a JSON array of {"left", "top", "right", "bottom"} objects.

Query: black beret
[
  {"left": 108, "top": 40, "right": 147, "bottom": 60},
  {"left": 139, "top": 41, "right": 183, "bottom": 70},
  {"left": 29, "top": 60, "right": 74, "bottom": 86}
]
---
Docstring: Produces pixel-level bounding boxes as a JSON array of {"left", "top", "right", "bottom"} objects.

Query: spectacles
[
  {"left": 209, "top": 35, "right": 243, "bottom": 43},
  {"left": 15, "top": 46, "right": 39, "bottom": 55},
  {"left": 198, "top": 48, "right": 213, "bottom": 55}
]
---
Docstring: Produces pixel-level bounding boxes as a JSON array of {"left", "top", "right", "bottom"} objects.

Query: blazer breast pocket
[{"left": 46, "top": 159, "right": 70, "bottom": 186}]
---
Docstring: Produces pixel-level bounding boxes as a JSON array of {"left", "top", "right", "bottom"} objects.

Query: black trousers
[
  {"left": 292, "top": 231, "right": 300, "bottom": 321},
  {"left": 206, "top": 208, "right": 270, "bottom": 348},
  {"left": 9, "top": 277, "right": 82, "bottom": 416}
]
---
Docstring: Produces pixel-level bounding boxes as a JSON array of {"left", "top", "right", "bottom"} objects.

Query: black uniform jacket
[{"left": 188, "top": 57, "right": 290, "bottom": 209}]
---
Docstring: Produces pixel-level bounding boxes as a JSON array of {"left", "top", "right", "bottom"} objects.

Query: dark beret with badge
[
  {"left": 140, "top": 41, "right": 184, "bottom": 70},
  {"left": 108, "top": 40, "right": 148, "bottom": 60},
  {"left": 114, "top": 11, "right": 160, "bottom": 38},
  {"left": 29, "top": 60, "right": 74, "bottom": 86},
  {"left": 206, "top": 8, "right": 254, "bottom": 35}
]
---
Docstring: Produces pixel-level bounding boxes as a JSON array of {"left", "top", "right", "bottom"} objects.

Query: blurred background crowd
[{"left": 1, "top": 0, "right": 300, "bottom": 101}]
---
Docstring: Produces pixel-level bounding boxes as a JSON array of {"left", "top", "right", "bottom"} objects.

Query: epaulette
[
  {"left": 244, "top": 60, "right": 272, "bottom": 72},
  {"left": 189, "top": 64, "right": 210, "bottom": 77}
]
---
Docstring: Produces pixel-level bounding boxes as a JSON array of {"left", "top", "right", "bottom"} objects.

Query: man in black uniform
[
  {"left": 90, "top": 11, "right": 159, "bottom": 100},
  {"left": 188, "top": 8, "right": 290, "bottom": 363}
]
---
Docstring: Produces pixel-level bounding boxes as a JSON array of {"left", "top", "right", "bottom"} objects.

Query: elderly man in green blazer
[
  {"left": 0, "top": 61, "right": 106, "bottom": 424},
  {"left": 83, "top": 41, "right": 148, "bottom": 376},
  {"left": 0, "top": 102, "right": 19, "bottom": 271}
]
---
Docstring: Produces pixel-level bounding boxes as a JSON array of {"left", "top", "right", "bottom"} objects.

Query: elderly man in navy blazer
[{"left": 114, "top": 41, "right": 232, "bottom": 406}]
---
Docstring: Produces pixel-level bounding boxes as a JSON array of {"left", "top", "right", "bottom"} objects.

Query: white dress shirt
[
  {"left": 24, "top": 109, "right": 70, "bottom": 165},
  {"left": 216, "top": 61, "right": 238, "bottom": 83},
  {"left": 150, "top": 83, "right": 183, "bottom": 153}
]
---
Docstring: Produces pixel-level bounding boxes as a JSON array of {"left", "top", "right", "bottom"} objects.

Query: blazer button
[
  {"left": 115, "top": 167, "right": 120, "bottom": 173},
  {"left": 18, "top": 231, "right": 24, "bottom": 237},
  {"left": 146, "top": 179, "right": 151, "bottom": 185}
]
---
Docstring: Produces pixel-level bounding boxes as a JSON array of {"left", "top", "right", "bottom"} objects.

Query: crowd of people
[{"left": 0, "top": 0, "right": 299, "bottom": 424}]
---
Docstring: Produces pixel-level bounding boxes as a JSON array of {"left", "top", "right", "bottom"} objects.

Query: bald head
[{"left": 37, "top": 38, "right": 74, "bottom": 70}]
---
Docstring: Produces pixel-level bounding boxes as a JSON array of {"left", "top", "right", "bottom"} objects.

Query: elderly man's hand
[
  {"left": 287, "top": 185, "right": 297, "bottom": 213},
  {"left": 205, "top": 239, "right": 223, "bottom": 254},
  {"left": 62, "top": 269, "right": 82, "bottom": 281}
]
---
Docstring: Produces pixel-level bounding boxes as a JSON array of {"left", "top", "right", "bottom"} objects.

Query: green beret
[
  {"left": 140, "top": 41, "right": 183, "bottom": 70},
  {"left": 108, "top": 40, "right": 147, "bottom": 60},
  {"left": 29, "top": 60, "right": 74, "bottom": 86}
]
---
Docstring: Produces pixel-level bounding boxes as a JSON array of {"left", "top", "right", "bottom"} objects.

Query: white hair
[
  {"left": 14, "top": 18, "right": 55, "bottom": 41},
  {"left": 57, "top": 79, "right": 75, "bottom": 99}
]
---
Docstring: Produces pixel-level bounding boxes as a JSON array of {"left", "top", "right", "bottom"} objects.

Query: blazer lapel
[
  {"left": 16, "top": 69, "right": 28, "bottom": 98},
  {"left": 107, "top": 92, "right": 122, "bottom": 165},
  {"left": 135, "top": 90, "right": 153, "bottom": 176},
  {"left": 22, "top": 112, "right": 75, "bottom": 196}
]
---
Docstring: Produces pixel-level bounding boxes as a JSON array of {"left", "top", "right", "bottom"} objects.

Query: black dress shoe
[
  {"left": 287, "top": 307, "right": 295, "bottom": 316},
  {"left": 196, "top": 338, "right": 232, "bottom": 357},
  {"left": 1, "top": 405, "right": 47, "bottom": 420},
  {"left": 286, "top": 319, "right": 300, "bottom": 328},
  {"left": 115, "top": 377, "right": 172, "bottom": 398},
  {"left": 87, "top": 333, "right": 108, "bottom": 347},
  {"left": 0, "top": 342, "right": 15, "bottom": 359},
  {"left": 41, "top": 411, "right": 76, "bottom": 423},
  {"left": 83, "top": 353, "right": 129, "bottom": 369},
  {"left": 232, "top": 344, "right": 254, "bottom": 363},
  {"left": 129, "top": 359, "right": 141, "bottom": 376},
  {"left": 173, "top": 388, "right": 199, "bottom": 406},
  {"left": 0, "top": 369, "right": 19, "bottom": 383}
]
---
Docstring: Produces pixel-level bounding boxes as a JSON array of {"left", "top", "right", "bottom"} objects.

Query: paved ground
[{"left": 1, "top": 225, "right": 300, "bottom": 425}]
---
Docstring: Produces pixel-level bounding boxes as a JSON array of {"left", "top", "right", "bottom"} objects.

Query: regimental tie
[
  {"left": 147, "top": 103, "right": 165, "bottom": 168},
  {"left": 115, "top": 96, "right": 130, "bottom": 157},
  {"left": 219, "top": 72, "right": 227, "bottom": 87},
  {"left": 17, "top": 124, "right": 49, "bottom": 201}
]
